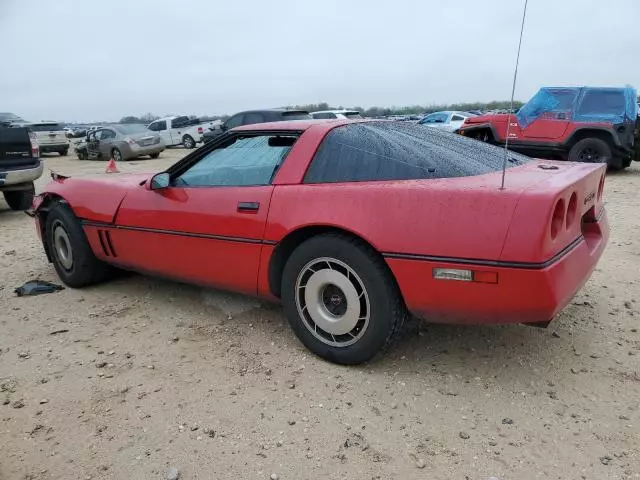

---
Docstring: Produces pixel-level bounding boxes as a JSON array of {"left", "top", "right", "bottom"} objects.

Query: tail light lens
[
  {"left": 197, "top": 127, "right": 204, "bottom": 134},
  {"left": 125, "top": 138, "right": 136, "bottom": 146},
  {"left": 29, "top": 132, "right": 40, "bottom": 157},
  {"left": 550, "top": 198, "right": 565, "bottom": 240}
]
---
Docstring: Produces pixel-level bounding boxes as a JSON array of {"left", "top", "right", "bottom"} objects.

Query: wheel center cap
[{"left": 330, "top": 294, "right": 342, "bottom": 305}]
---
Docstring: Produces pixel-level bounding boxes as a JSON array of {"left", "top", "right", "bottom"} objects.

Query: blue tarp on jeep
[{"left": 516, "top": 86, "right": 638, "bottom": 128}]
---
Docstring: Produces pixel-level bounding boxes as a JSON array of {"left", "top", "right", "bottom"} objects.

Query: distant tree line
[
  {"left": 119, "top": 113, "right": 228, "bottom": 124},
  {"left": 117, "top": 100, "right": 532, "bottom": 124}
]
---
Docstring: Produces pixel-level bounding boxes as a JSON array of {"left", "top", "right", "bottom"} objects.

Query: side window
[
  {"left": 100, "top": 129, "right": 116, "bottom": 140},
  {"left": 451, "top": 115, "right": 465, "bottom": 121},
  {"left": 150, "top": 120, "right": 167, "bottom": 131},
  {"left": 224, "top": 114, "right": 244, "bottom": 130},
  {"left": 243, "top": 112, "right": 265, "bottom": 125},
  {"left": 174, "top": 135, "right": 297, "bottom": 187},
  {"left": 421, "top": 113, "right": 446, "bottom": 124}
]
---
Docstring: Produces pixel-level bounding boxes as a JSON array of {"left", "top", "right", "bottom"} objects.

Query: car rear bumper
[
  {"left": 386, "top": 210, "right": 609, "bottom": 325},
  {"left": 0, "top": 160, "right": 43, "bottom": 189},
  {"left": 121, "top": 144, "right": 165, "bottom": 159},
  {"left": 40, "top": 143, "right": 69, "bottom": 153}
]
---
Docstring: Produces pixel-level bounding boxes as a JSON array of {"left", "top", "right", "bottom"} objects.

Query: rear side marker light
[
  {"left": 597, "top": 174, "right": 605, "bottom": 201},
  {"left": 550, "top": 198, "right": 565, "bottom": 240},
  {"left": 566, "top": 192, "right": 578, "bottom": 229},
  {"left": 433, "top": 268, "right": 498, "bottom": 284}
]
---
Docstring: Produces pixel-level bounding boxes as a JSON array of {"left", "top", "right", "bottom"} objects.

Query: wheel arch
[
  {"left": 564, "top": 127, "right": 620, "bottom": 150},
  {"left": 267, "top": 225, "right": 400, "bottom": 299},
  {"left": 458, "top": 123, "right": 499, "bottom": 143},
  {"left": 35, "top": 193, "right": 69, "bottom": 262}
]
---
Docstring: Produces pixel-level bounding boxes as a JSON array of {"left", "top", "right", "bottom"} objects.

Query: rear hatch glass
[
  {"left": 281, "top": 111, "right": 312, "bottom": 121},
  {"left": 28, "top": 123, "right": 67, "bottom": 144},
  {"left": 304, "top": 121, "right": 532, "bottom": 183},
  {"left": 0, "top": 127, "right": 36, "bottom": 167}
]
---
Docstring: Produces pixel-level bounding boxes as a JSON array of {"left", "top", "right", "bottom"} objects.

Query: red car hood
[{"left": 40, "top": 172, "right": 155, "bottom": 224}]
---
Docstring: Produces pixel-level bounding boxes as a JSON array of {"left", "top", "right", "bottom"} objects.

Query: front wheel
[
  {"left": 45, "top": 203, "right": 114, "bottom": 287},
  {"left": 60, "top": 149, "right": 68, "bottom": 156},
  {"left": 182, "top": 135, "right": 195, "bottom": 149},
  {"left": 3, "top": 184, "right": 35, "bottom": 211},
  {"left": 281, "top": 234, "right": 406, "bottom": 365},
  {"left": 150, "top": 152, "right": 160, "bottom": 159}
]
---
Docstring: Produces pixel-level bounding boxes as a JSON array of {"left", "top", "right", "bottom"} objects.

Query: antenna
[{"left": 500, "top": 0, "right": 529, "bottom": 190}]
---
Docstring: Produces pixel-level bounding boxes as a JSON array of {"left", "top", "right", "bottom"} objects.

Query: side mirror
[{"left": 148, "top": 172, "right": 170, "bottom": 190}]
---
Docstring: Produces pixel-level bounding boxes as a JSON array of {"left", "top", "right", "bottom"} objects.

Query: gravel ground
[{"left": 1, "top": 148, "right": 639, "bottom": 480}]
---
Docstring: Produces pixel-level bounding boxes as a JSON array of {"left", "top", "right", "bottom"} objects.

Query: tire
[
  {"left": 111, "top": 148, "right": 123, "bottom": 162},
  {"left": 45, "top": 203, "right": 114, "bottom": 288},
  {"left": 281, "top": 234, "right": 407, "bottom": 365},
  {"left": 182, "top": 135, "right": 195, "bottom": 149},
  {"left": 77, "top": 151, "right": 87, "bottom": 160},
  {"left": 3, "top": 184, "right": 35, "bottom": 211},
  {"left": 150, "top": 152, "right": 160, "bottom": 159},
  {"left": 568, "top": 138, "right": 612, "bottom": 165},
  {"left": 60, "top": 149, "right": 68, "bottom": 156}
]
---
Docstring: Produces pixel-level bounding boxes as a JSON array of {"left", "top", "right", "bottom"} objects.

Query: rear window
[
  {"left": 281, "top": 111, "right": 311, "bottom": 120},
  {"left": 304, "top": 122, "right": 531, "bottom": 183},
  {"left": 28, "top": 123, "right": 64, "bottom": 132}
]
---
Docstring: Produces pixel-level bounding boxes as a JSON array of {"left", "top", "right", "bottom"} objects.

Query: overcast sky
[{"left": 1, "top": 0, "right": 638, "bottom": 122}]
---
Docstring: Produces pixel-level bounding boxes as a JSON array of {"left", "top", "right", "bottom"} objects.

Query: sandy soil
[{"left": 1, "top": 148, "right": 639, "bottom": 480}]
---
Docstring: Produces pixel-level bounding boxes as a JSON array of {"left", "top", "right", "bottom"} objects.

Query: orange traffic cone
[{"left": 105, "top": 157, "right": 119, "bottom": 174}]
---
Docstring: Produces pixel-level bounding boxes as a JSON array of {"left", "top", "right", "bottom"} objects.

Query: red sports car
[{"left": 32, "top": 120, "right": 609, "bottom": 364}]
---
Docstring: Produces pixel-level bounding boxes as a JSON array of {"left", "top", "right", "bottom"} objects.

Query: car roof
[
  {"left": 233, "top": 118, "right": 356, "bottom": 132},
  {"left": 312, "top": 109, "right": 360, "bottom": 114}
]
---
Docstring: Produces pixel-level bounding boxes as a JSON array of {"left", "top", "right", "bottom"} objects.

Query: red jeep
[{"left": 458, "top": 87, "right": 639, "bottom": 170}]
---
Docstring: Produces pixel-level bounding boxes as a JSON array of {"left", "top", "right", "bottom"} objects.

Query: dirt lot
[{"left": 1, "top": 147, "right": 639, "bottom": 480}]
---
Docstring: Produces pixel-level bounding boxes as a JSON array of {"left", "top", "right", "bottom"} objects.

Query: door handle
[{"left": 237, "top": 201, "right": 260, "bottom": 212}]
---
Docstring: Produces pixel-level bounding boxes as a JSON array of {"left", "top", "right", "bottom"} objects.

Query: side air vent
[{"left": 97, "top": 230, "right": 117, "bottom": 257}]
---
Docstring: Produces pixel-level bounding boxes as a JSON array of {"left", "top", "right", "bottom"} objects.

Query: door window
[
  {"left": 243, "top": 112, "right": 266, "bottom": 125},
  {"left": 420, "top": 113, "right": 448, "bottom": 124},
  {"left": 174, "top": 134, "right": 297, "bottom": 187},
  {"left": 451, "top": 115, "right": 465, "bottom": 121},
  {"left": 149, "top": 120, "right": 167, "bottom": 131},
  {"left": 98, "top": 129, "right": 116, "bottom": 140},
  {"left": 224, "top": 114, "right": 244, "bottom": 129}
]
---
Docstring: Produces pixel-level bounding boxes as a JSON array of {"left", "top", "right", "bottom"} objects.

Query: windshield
[{"left": 115, "top": 124, "right": 152, "bottom": 134}]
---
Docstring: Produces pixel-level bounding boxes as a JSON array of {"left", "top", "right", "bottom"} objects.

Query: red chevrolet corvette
[{"left": 32, "top": 120, "right": 608, "bottom": 364}]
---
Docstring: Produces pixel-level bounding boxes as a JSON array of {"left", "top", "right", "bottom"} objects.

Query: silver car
[
  {"left": 417, "top": 111, "right": 477, "bottom": 132},
  {"left": 83, "top": 124, "right": 165, "bottom": 161}
]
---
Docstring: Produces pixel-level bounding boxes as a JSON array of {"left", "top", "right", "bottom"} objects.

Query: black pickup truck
[{"left": 0, "top": 126, "right": 42, "bottom": 210}]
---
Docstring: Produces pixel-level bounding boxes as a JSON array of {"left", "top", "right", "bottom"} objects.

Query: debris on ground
[{"left": 14, "top": 280, "right": 64, "bottom": 297}]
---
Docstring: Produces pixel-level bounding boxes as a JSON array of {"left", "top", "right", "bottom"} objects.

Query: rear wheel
[
  {"left": 3, "top": 184, "right": 35, "bottom": 211},
  {"left": 281, "top": 234, "right": 406, "bottom": 365},
  {"left": 111, "top": 148, "right": 122, "bottom": 162},
  {"left": 569, "top": 138, "right": 612, "bottom": 165},
  {"left": 150, "top": 152, "right": 160, "bottom": 159},
  {"left": 45, "top": 203, "right": 114, "bottom": 288},
  {"left": 60, "top": 149, "right": 68, "bottom": 156},
  {"left": 182, "top": 135, "right": 195, "bottom": 149}
]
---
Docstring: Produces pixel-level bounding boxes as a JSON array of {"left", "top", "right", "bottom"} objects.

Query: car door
[
  {"left": 521, "top": 89, "right": 575, "bottom": 140},
  {"left": 86, "top": 131, "right": 101, "bottom": 158},
  {"left": 110, "top": 132, "right": 298, "bottom": 295},
  {"left": 149, "top": 120, "right": 171, "bottom": 145},
  {"left": 97, "top": 128, "right": 117, "bottom": 158}
]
